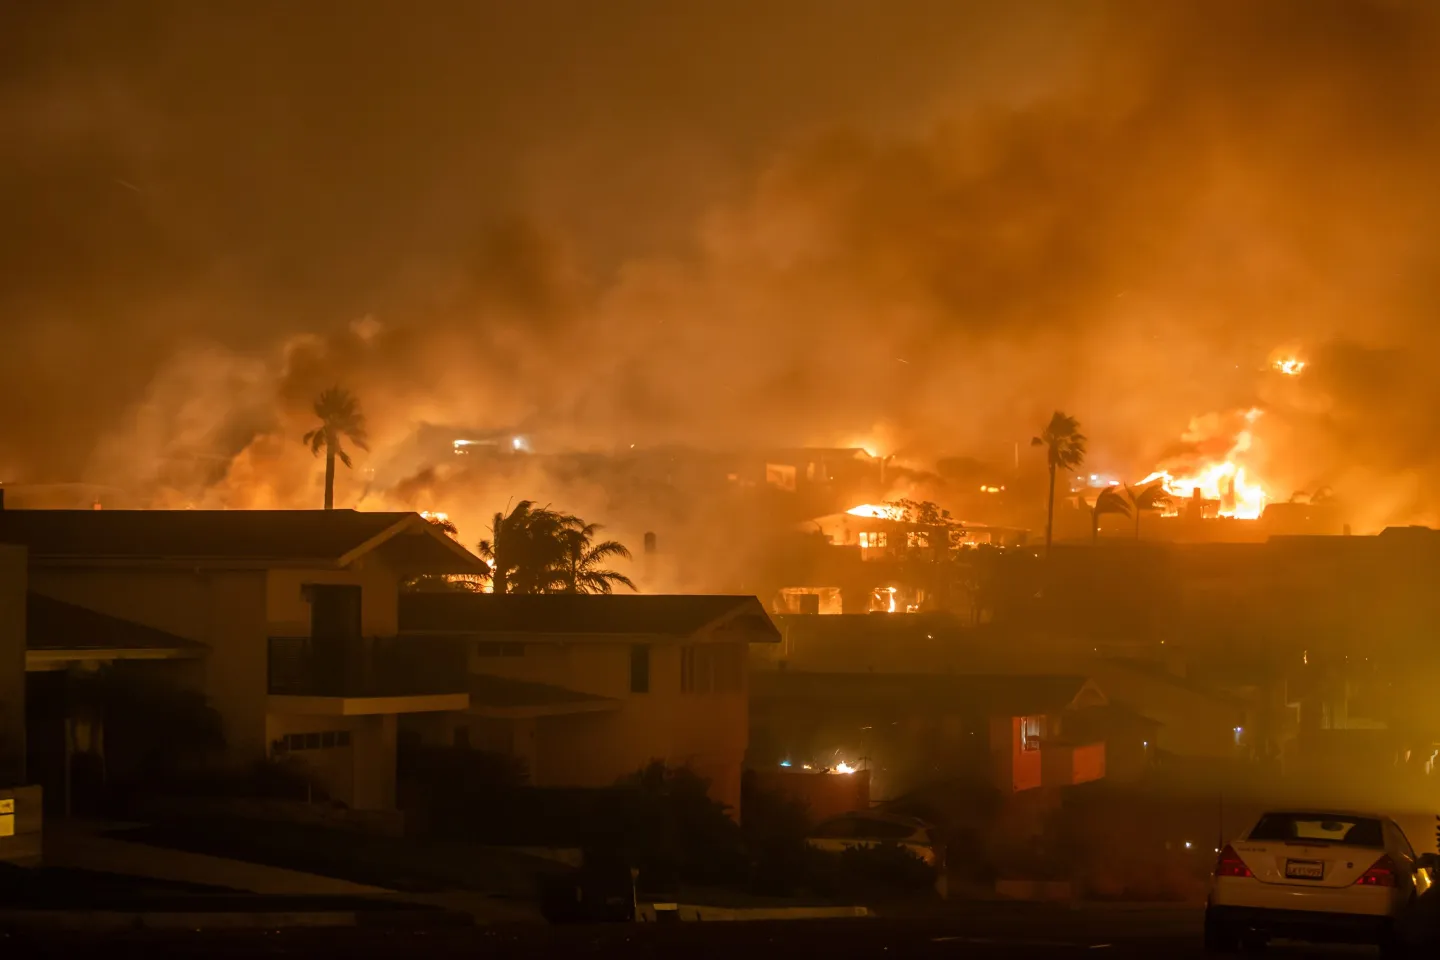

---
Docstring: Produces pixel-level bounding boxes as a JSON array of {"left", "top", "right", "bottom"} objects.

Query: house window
[
  {"left": 858, "top": 531, "right": 888, "bottom": 549},
  {"left": 906, "top": 531, "right": 930, "bottom": 549},
  {"left": 307, "top": 584, "right": 362, "bottom": 641},
  {"left": 281, "top": 730, "right": 352, "bottom": 752},
  {"left": 630, "top": 644, "right": 651, "bottom": 694},
  {"left": 475, "top": 641, "right": 524, "bottom": 657},
  {"left": 1021, "top": 716, "right": 1044, "bottom": 752}
]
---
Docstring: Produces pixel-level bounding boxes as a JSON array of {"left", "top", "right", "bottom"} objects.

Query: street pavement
[{"left": 0, "top": 904, "right": 1403, "bottom": 959}]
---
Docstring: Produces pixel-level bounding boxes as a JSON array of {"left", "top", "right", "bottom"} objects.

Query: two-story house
[
  {"left": 0, "top": 508, "right": 487, "bottom": 812},
  {"left": 397, "top": 593, "right": 782, "bottom": 815}
]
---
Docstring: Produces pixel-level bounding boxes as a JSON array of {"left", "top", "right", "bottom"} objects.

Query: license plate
[{"left": 1285, "top": 859, "right": 1325, "bottom": 880}]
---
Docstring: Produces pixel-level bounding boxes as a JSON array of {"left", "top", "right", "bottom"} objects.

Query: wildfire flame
[
  {"left": 1141, "top": 408, "right": 1268, "bottom": 520},
  {"left": 847, "top": 503, "right": 905, "bottom": 520},
  {"left": 1273, "top": 358, "right": 1306, "bottom": 376}
]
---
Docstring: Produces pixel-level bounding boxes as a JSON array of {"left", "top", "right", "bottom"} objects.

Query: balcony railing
[{"left": 267, "top": 635, "right": 468, "bottom": 698}]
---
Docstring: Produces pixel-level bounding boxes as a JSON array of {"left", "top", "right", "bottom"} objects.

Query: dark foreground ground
[{"left": 0, "top": 906, "right": 1411, "bottom": 959}]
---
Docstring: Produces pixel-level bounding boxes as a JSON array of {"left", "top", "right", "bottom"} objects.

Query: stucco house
[
  {"left": 0, "top": 507, "right": 486, "bottom": 812},
  {"left": 397, "top": 592, "right": 782, "bottom": 815}
]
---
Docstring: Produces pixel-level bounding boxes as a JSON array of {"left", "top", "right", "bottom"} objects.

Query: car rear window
[{"left": 1247, "top": 813, "right": 1384, "bottom": 848}]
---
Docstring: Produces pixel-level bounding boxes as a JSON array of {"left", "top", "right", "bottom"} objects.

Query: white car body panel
[{"left": 1206, "top": 809, "right": 1434, "bottom": 934}]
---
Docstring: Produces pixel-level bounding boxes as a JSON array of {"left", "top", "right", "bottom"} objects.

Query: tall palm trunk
[
  {"left": 323, "top": 438, "right": 336, "bottom": 510},
  {"left": 490, "top": 511, "right": 507, "bottom": 594},
  {"left": 1045, "top": 463, "right": 1056, "bottom": 555}
]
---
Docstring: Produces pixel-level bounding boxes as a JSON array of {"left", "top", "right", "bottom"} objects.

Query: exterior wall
[
  {"left": 0, "top": 547, "right": 25, "bottom": 785},
  {"left": 28, "top": 560, "right": 411, "bottom": 807},
  {"left": 264, "top": 713, "right": 365, "bottom": 805},
  {"left": 461, "top": 638, "right": 751, "bottom": 815},
  {"left": 1086, "top": 663, "right": 1245, "bottom": 759},
  {"left": 749, "top": 768, "right": 870, "bottom": 821},
  {"left": 265, "top": 554, "right": 400, "bottom": 637},
  {"left": 993, "top": 716, "right": 1042, "bottom": 793},
  {"left": 28, "top": 567, "right": 272, "bottom": 762}
]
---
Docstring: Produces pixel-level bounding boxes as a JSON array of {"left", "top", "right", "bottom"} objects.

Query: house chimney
[{"left": 0, "top": 487, "right": 5, "bottom": 510}]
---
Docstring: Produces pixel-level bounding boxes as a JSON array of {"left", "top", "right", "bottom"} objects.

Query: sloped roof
[
  {"left": 26, "top": 592, "right": 206, "bottom": 652},
  {"left": 400, "top": 593, "right": 781, "bottom": 642},
  {"left": 750, "top": 671, "right": 1103, "bottom": 716},
  {"left": 463, "top": 673, "right": 616, "bottom": 716},
  {"left": 0, "top": 509, "right": 486, "bottom": 573}
]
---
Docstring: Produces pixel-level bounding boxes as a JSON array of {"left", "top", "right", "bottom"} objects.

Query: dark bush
[
  {"left": 740, "top": 770, "right": 814, "bottom": 895},
  {"left": 616, "top": 761, "right": 745, "bottom": 891},
  {"left": 809, "top": 843, "right": 939, "bottom": 899}
]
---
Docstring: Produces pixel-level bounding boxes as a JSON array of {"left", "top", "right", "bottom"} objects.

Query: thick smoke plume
[{"left": 4, "top": 1, "right": 1440, "bottom": 548}]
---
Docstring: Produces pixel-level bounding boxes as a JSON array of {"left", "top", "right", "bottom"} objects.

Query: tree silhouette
[
  {"left": 477, "top": 501, "right": 580, "bottom": 594},
  {"left": 1124, "top": 482, "right": 1172, "bottom": 540},
  {"left": 1089, "top": 487, "right": 1131, "bottom": 543},
  {"left": 302, "top": 387, "right": 369, "bottom": 510},
  {"left": 1031, "top": 411, "right": 1087, "bottom": 555},
  {"left": 556, "top": 523, "right": 637, "bottom": 594}
]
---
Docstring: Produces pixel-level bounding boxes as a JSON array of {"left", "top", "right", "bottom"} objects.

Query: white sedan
[{"left": 1205, "top": 809, "right": 1438, "bottom": 955}]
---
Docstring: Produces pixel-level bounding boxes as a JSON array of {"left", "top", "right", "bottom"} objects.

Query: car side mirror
[{"left": 1418, "top": 852, "right": 1440, "bottom": 872}]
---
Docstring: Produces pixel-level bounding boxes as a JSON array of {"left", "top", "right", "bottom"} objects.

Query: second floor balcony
[{"left": 267, "top": 635, "right": 469, "bottom": 712}]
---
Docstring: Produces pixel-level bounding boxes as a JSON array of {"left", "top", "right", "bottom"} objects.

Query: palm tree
[
  {"left": 1031, "top": 411, "right": 1087, "bottom": 555},
  {"left": 1124, "top": 481, "right": 1172, "bottom": 540},
  {"left": 477, "top": 501, "right": 580, "bottom": 594},
  {"left": 1089, "top": 487, "right": 1131, "bottom": 543},
  {"left": 556, "top": 523, "right": 637, "bottom": 594},
  {"left": 302, "top": 387, "right": 369, "bottom": 510}
]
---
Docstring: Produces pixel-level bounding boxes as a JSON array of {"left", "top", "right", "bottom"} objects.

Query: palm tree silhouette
[
  {"left": 302, "top": 387, "right": 369, "bottom": 510},
  {"left": 1089, "top": 486, "right": 1131, "bottom": 543},
  {"left": 1031, "top": 411, "right": 1087, "bottom": 555},
  {"left": 477, "top": 501, "right": 580, "bottom": 594},
  {"left": 1124, "top": 481, "right": 1172, "bottom": 540},
  {"left": 556, "top": 523, "right": 637, "bottom": 594}
]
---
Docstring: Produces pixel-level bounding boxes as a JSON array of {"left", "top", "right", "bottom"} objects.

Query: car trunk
[{"left": 1233, "top": 841, "right": 1385, "bottom": 888}]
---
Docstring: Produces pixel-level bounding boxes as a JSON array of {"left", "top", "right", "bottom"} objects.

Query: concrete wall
[{"left": 0, "top": 547, "right": 25, "bottom": 785}]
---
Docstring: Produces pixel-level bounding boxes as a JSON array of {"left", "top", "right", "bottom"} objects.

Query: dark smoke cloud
[{"left": 4, "top": 1, "right": 1440, "bottom": 536}]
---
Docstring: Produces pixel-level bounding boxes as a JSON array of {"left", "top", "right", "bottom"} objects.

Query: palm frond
[
  {"left": 1126, "top": 482, "right": 1172, "bottom": 511},
  {"left": 1092, "top": 487, "right": 1131, "bottom": 518},
  {"left": 1036, "top": 410, "right": 1087, "bottom": 471},
  {"left": 582, "top": 539, "right": 632, "bottom": 566}
]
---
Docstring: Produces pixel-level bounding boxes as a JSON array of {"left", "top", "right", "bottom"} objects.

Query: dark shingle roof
[
  {"left": 0, "top": 509, "right": 485, "bottom": 572},
  {"left": 26, "top": 592, "right": 206, "bottom": 652},
  {"left": 750, "top": 672, "right": 1100, "bottom": 716},
  {"left": 400, "top": 593, "right": 780, "bottom": 641},
  {"left": 469, "top": 674, "right": 616, "bottom": 709}
]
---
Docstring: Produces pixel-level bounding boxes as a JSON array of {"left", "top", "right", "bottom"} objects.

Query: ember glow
[{"left": 1273, "top": 358, "right": 1307, "bottom": 376}]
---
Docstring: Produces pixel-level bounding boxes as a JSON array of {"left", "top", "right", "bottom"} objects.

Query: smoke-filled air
[{"left": 6, "top": 0, "right": 1440, "bottom": 560}]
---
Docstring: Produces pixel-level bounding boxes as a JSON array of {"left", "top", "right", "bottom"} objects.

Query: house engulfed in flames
[
  {"left": 1140, "top": 408, "right": 1268, "bottom": 520},
  {"left": 775, "top": 499, "right": 1028, "bottom": 616}
]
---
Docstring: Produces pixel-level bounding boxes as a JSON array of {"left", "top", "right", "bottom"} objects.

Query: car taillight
[
  {"left": 1354, "top": 855, "right": 1398, "bottom": 887},
  {"left": 1214, "top": 845, "right": 1254, "bottom": 878}
]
